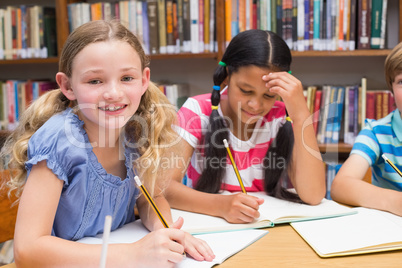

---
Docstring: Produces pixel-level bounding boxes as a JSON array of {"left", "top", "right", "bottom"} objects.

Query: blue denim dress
[{"left": 25, "top": 108, "right": 140, "bottom": 240}]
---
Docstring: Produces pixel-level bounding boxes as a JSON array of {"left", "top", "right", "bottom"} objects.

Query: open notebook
[
  {"left": 172, "top": 191, "right": 355, "bottom": 234},
  {"left": 290, "top": 207, "right": 402, "bottom": 257},
  {"left": 77, "top": 220, "right": 268, "bottom": 268}
]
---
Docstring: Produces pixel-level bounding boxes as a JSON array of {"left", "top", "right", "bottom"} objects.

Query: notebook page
[
  {"left": 290, "top": 207, "right": 402, "bottom": 256},
  {"left": 78, "top": 220, "right": 268, "bottom": 267}
]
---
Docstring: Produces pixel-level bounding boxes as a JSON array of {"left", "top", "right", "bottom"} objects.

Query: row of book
[
  {"left": 226, "top": 0, "right": 388, "bottom": 51},
  {"left": 0, "top": 80, "right": 58, "bottom": 130},
  {"left": 67, "top": 0, "right": 216, "bottom": 55},
  {"left": 0, "top": 5, "right": 57, "bottom": 60},
  {"left": 305, "top": 80, "right": 395, "bottom": 145}
]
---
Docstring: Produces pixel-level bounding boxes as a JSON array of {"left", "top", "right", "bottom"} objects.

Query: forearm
[
  {"left": 14, "top": 235, "right": 133, "bottom": 267},
  {"left": 291, "top": 116, "right": 326, "bottom": 204},
  {"left": 137, "top": 194, "right": 173, "bottom": 231},
  {"left": 331, "top": 176, "right": 402, "bottom": 216}
]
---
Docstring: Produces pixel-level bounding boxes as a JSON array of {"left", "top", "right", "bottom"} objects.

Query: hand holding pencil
[{"left": 134, "top": 176, "right": 215, "bottom": 262}]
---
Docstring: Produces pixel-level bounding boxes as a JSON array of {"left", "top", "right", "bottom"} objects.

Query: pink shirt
[{"left": 175, "top": 91, "right": 287, "bottom": 192}]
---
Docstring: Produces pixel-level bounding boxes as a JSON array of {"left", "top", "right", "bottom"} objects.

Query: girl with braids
[
  {"left": 1, "top": 20, "right": 214, "bottom": 266},
  {"left": 165, "top": 29, "right": 325, "bottom": 223}
]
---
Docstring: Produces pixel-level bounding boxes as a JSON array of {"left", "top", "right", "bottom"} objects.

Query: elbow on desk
[{"left": 298, "top": 188, "right": 326, "bottom": 206}]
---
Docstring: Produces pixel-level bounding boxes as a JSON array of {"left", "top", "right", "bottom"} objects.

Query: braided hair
[{"left": 195, "top": 29, "right": 301, "bottom": 202}]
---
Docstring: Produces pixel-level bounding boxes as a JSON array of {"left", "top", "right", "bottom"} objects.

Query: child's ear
[
  {"left": 56, "top": 72, "right": 76, "bottom": 100},
  {"left": 222, "top": 77, "right": 229, "bottom": 87},
  {"left": 141, "top": 67, "right": 151, "bottom": 95}
]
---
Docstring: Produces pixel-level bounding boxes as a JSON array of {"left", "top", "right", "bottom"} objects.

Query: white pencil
[{"left": 99, "top": 215, "right": 112, "bottom": 268}]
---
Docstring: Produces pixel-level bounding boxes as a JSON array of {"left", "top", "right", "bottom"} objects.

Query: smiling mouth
[
  {"left": 99, "top": 105, "right": 127, "bottom": 112},
  {"left": 243, "top": 110, "right": 262, "bottom": 117}
]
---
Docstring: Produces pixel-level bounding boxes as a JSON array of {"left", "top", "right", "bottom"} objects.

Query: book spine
[
  {"left": 313, "top": 0, "right": 320, "bottom": 50},
  {"left": 379, "top": 0, "right": 387, "bottom": 49},
  {"left": 312, "top": 89, "right": 321, "bottom": 135},
  {"left": 370, "top": 0, "right": 382, "bottom": 49},
  {"left": 277, "top": 0, "right": 283, "bottom": 38},
  {"left": 166, "top": 0, "right": 175, "bottom": 53},
  {"left": 190, "top": 0, "right": 199, "bottom": 53},
  {"left": 177, "top": 0, "right": 184, "bottom": 52},
  {"left": 182, "top": 0, "right": 191, "bottom": 52},
  {"left": 303, "top": 0, "right": 310, "bottom": 50},
  {"left": 297, "top": 0, "right": 304, "bottom": 51},
  {"left": 198, "top": 0, "right": 204, "bottom": 52},
  {"left": 142, "top": 1, "right": 150, "bottom": 54},
  {"left": 147, "top": 0, "right": 159, "bottom": 54},
  {"left": 349, "top": 0, "right": 357, "bottom": 50},
  {"left": 271, "top": 0, "right": 277, "bottom": 33},
  {"left": 157, "top": 0, "right": 167, "bottom": 53},
  {"left": 365, "top": 91, "right": 375, "bottom": 119},
  {"left": 225, "top": 0, "right": 231, "bottom": 46},
  {"left": 357, "top": 0, "right": 371, "bottom": 49},
  {"left": 382, "top": 91, "right": 389, "bottom": 118},
  {"left": 204, "top": 0, "right": 210, "bottom": 52}
]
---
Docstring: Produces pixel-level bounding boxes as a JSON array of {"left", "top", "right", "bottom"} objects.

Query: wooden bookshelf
[{"left": 0, "top": 0, "right": 401, "bottom": 158}]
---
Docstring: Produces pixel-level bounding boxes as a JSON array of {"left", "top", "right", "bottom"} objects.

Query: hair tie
[
  {"left": 288, "top": 71, "right": 292, "bottom": 74},
  {"left": 213, "top": 85, "right": 220, "bottom": 91},
  {"left": 218, "top": 61, "right": 226, "bottom": 67},
  {"left": 286, "top": 116, "right": 292, "bottom": 122},
  {"left": 211, "top": 105, "right": 219, "bottom": 110}
]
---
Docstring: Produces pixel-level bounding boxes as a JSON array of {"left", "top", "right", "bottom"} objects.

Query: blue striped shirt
[{"left": 351, "top": 109, "right": 402, "bottom": 191}]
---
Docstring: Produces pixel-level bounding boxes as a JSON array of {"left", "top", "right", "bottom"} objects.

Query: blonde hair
[
  {"left": 1, "top": 20, "right": 177, "bottom": 200},
  {"left": 385, "top": 42, "right": 402, "bottom": 90}
]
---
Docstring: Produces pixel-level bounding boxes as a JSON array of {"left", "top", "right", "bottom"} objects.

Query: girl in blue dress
[{"left": 1, "top": 20, "right": 214, "bottom": 267}]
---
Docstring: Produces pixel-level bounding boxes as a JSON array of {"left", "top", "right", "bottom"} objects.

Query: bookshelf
[{"left": 0, "top": 0, "right": 401, "bottom": 156}]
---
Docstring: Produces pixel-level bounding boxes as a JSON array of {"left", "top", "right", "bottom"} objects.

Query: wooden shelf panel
[
  {"left": 0, "top": 50, "right": 390, "bottom": 65},
  {"left": 319, "top": 143, "right": 353, "bottom": 154},
  {"left": 0, "top": 53, "right": 219, "bottom": 65},
  {"left": 149, "top": 52, "right": 218, "bottom": 60},
  {"left": 292, "top": 49, "right": 391, "bottom": 57},
  {"left": 0, "top": 58, "right": 59, "bottom": 65}
]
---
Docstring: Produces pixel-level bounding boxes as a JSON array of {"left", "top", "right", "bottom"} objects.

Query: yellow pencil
[
  {"left": 134, "top": 176, "right": 169, "bottom": 228},
  {"left": 382, "top": 154, "right": 402, "bottom": 177},
  {"left": 223, "top": 139, "right": 247, "bottom": 194}
]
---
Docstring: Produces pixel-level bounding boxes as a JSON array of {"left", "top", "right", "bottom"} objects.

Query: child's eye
[
  {"left": 122, "top": 76, "right": 134, "bottom": 82},
  {"left": 240, "top": 88, "right": 252, "bottom": 94},
  {"left": 88, "top": 80, "right": 101, "bottom": 85},
  {"left": 264, "top": 94, "right": 276, "bottom": 99}
]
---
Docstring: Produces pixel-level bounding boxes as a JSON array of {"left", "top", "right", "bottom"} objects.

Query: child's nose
[
  {"left": 248, "top": 97, "right": 262, "bottom": 110},
  {"left": 103, "top": 83, "right": 123, "bottom": 100}
]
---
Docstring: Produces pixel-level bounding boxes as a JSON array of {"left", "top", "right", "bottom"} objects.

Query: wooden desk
[
  {"left": 218, "top": 224, "right": 402, "bottom": 267},
  {"left": 3, "top": 224, "right": 401, "bottom": 268}
]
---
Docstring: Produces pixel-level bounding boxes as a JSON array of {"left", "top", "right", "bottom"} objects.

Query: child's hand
[
  {"left": 171, "top": 217, "right": 216, "bottom": 262},
  {"left": 262, "top": 72, "right": 310, "bottom": 123},
  {"left": 219, "top": 193, "right": 264, "bottom": 223},
  {"left": 132, "top": 227, "right": 186, "bottom": 268}
]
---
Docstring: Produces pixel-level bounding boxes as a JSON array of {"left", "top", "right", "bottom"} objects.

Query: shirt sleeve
[
  {"left": 350, "top": 119, "right": 380, "bottom": 166},
  {"left": 25, "top": 118, "right": 89, "bottom": 186},
  {"left": 175, "top": 97, "right": 209, "bottom": 148}
]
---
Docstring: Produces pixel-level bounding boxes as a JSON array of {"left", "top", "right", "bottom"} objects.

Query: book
[
  {"left": 78, "top": 219, "right": 268, "bottom": 268},
  {"left": 147, "top": 0, "right": 159, "bottom": 54},
  {"left": 291, "top": 207, "right": 402, "bottom": 257},
  {"left": 370, "top": 0, "right": 382, "bottom": 49},
  {"left": 357, "top": 0, "right": 371, "bottom": 49},
  {"left": 171, "top": 191, "right": 355, "bottom": 235}
]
